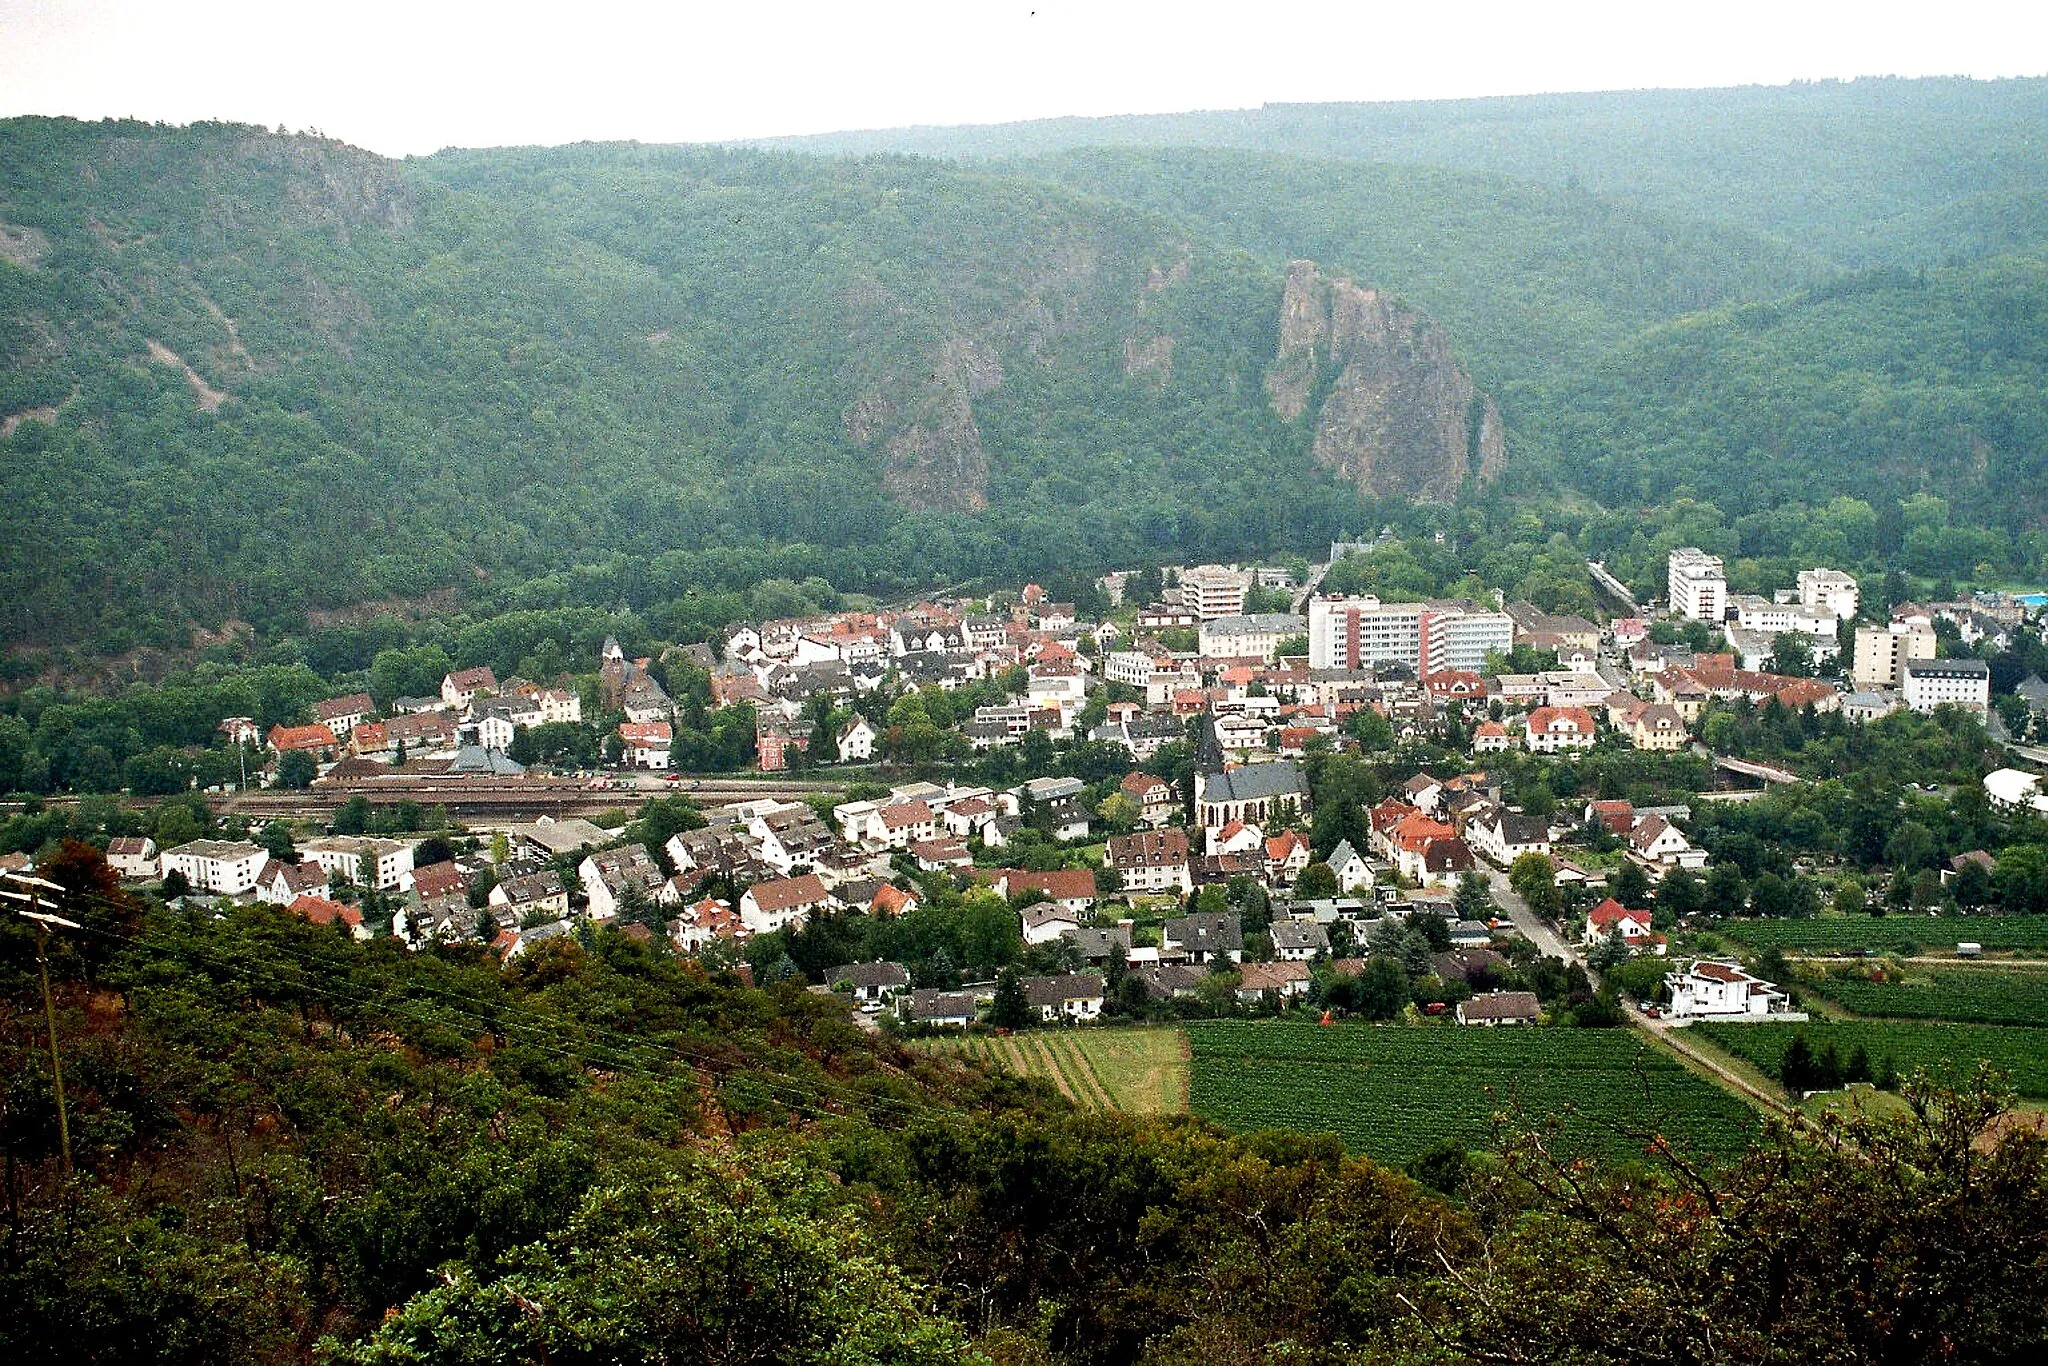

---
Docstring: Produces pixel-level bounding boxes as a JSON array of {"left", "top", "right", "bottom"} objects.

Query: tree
[
  {"left": 1768, "top": 632, "right": 1815, "bottom": 677},
  {"left": 1611, "top": 860, "right": 1652, "bottom": 910},
  {"left": 989, "top": 969, "right": 1033, "bottom": 1030},
  {"left": 1656, "top": 864, "right": 1704, "bottom": 922},
  {"left": 1454, "top": 870, "right": 1495, "bottom": 922},
  {"left": 507, "top": 724, "right": 535, "bottom": 765},
  {"left": 1588, "top": 927, "right": 1631, "bottom": 974},
  {"left": 332, "top": 795, "right": 371, "bottom": 837},
  {"left": 1356, "top": 956, "right": 1409, "bottom": 1020},
  {"left": 1295, "top": 862, "right": 1340, "bottom": 900},
  {"left": 258, "top": 820, "right": 297, "bottom": 863},
  {"left": 1704, "top": 862, "right": 1749, "bottom": 915},
  {"left": 1833, "top": 874, "right": 1868, "bottom": 917},
  {"left": 1779, "top": 1030, "right": 1820, "bottom": 1096},
  {"left": 275, "top": 749, "right": 316, "bottom": 790}
]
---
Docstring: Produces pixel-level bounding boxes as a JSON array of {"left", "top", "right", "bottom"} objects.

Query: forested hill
[
  {"left": 5, "top": 87, "right": 2048, "bottom": 666},
  {"left": 762, "top": 76, "right": 2048, "bottom": 266},
  {"left": 0, "top": 120, "right": 1365, "bottom": 653}
]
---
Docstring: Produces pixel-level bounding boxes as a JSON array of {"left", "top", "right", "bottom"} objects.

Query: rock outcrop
[
  {"left": 1265, "top": 260, "right": 1503, "bottom": 502},
  {"left": 848, "top": 335, "right": 999, "bottom": 513}
]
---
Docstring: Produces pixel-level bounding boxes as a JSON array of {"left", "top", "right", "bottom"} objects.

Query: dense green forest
[
  {"left": 5, "top": 77, "right": 2048, "bottom": 671},
  {"left": 3, "top": 860, "right": 2047, "bottom": 1364}
]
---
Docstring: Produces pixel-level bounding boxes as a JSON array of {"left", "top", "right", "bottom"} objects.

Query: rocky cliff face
[
  {"left": 846, "top": 335, "right": 1000, "bottom": 513},
  {"left": 1265, "top": 260, "right": 1503, "bottom": 501}
]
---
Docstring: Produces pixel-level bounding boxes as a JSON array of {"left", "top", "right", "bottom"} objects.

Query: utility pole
[{"left": 3, "top": 872, "right": 79, "bottom": 1178}]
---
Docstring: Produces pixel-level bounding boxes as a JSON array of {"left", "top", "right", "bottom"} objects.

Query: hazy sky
[{"left": 3, "top": 0, "right": 2044, "bottom": 157}]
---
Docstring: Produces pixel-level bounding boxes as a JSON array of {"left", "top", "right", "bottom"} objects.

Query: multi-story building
[
  {"left": 1852, "top": 622, "right": 1938, "bottom": 689},
  {"left": 1306, "top": 596, "right": 1512, "bottom": 674},
  {"left": 302, "top": 835, "right": 417, "bottom": 892},
  {"left": 159, "top": 839, "right": 268, "bottom": 895},
  {"left": 1197, "top": 613, "right": 1304, "bottom": 662},
  {"left": 1901, "top": 658, "right": 1991, "bottom": 716},
  {"left": 1105, "top": 828, "right": 1193, "bottom": 895},
  {"left": 1796, "top": 568, "right": 1861, "bottom": 621},
  {"left": 1667, "top": 548, "right": 1728, "bottom": 623},
  {"left": 1179, "top": 564, "right": 1248, "bottom": 621}
]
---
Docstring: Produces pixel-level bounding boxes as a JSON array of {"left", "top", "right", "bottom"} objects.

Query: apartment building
[
  {"left": 1179, "top": 564, "right": 1249, "bottom": 621},
  {"left": 1901, "top": 658, "right": 1991, "bottom": 716},
  {"left": 1306, "top": 595, "right": 1513, "bottom": 674},
  {"left": 1852, "top": 621, "right": 1937, "bottom": 689},
  {"left": 1667, "top": 548, "right": 1728, "bottom": 623},
  {"left": 1796, "top": 568, "right": 1860, "bottom": 621}
]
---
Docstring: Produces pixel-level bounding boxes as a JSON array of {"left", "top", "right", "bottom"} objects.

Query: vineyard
[
  {"left": 922, "top": 1029, "right": 1189, "bottom": 1114},
  {"left": 1693, "top": 1021, "right": 2048, "bottom": 1096},
  {"left": 1807, "top": 969, "right": 2048, "bottom": 1027},
  {"left": 1186, "top": 1021, "right": 1756, "bottom": 1165},
  {"left": 1716, "top": 915, "right": 2048, "bottom": 955}
]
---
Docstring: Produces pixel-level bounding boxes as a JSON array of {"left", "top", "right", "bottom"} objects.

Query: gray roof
[
  {"left": 1460, "top": 990, "right": 1540, "bottom": 1021},
  {"left": 1903, "top": 657, "right": 1990, "bottom": 678},
  {"left": 1164, "top": 911, "right": 1243, "bottom": 953},
  {"left": 1022, "top": 972, "right": 1106, "bottom": 1008},
  {"left": 1270, "top": 921, "right": 1329, "bottom": 952},
  {"left": 828, "top": 961, "right": 911, "bottom": 990},
  {"left": 901, "top": 989, "right": 978, "bottom": 1023},
  {"left": 1200, "top": 760, "right": 1307, "bottom": 805},
  {"left": 1326, "top": 839, "right": 1364, "bottom": 868},
  {"left": 1063, "top": 925, "right": 1133, "bottom": 959}
]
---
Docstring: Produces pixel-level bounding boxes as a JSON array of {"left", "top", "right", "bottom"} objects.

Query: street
[{"left": 1481, "top": 864, "right": 1579, "bottom": 965}]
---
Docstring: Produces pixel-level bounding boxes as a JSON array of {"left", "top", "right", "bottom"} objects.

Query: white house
[
  {"left": 579, "top": 845, "right": 666, "bottom": 920},
  {"left": 301, "top": 835, "right": 415, "bottom": 892},
  {"left": 159, "top": 839, "right": 267, "bottom": 895},
  {"left": 1326, "top": 839, "right": 1373, "bottom": 893},
  {"left": 1023, "top": 972, "right": 1106, "bottom": 1022},
  {"left": 738, "top": 873, "right": 835, "bottom": 933},
  {"left": 105, "top": 836, "right": 158, "bottom": 880},
  {"left": 1666, "top": 960, "right": 1793, "bottom": 1021},
  {"left": 837, "top": 716, "right": 878, "bottom": 762}
]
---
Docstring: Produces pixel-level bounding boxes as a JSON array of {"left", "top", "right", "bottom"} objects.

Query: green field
[
  {"left": 1808, "top": 968, "right": 2048, "bottom": 1027},
  {"left": 925, "top": 1029, "right": 1189, "bottom": 1114},
  {"left": 1186, "top": 1021, "right": 1756, "bottom": 1165},
  {"left": 1693, "top": 1021, "right": 2048, "bottom": 1096},
  {"left": 1715, "top": 916, "right": 2048, "bottom": 955}
]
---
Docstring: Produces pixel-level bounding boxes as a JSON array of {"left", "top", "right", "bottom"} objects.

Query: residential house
[
  {"left": 998, "top": 868, "right": 1098, "bottom": 919},
  {"left": 829, "top": 961, "right": 912, "bottom": 1004},
  {"left": 1119, "top": 772, "right": 1176, "bottom": 826},
  {"left": 289, "top": 894, "right": 368, "bottom": 939},
  {"left": 1472, "top": 720, "right": 1513, "bottom": 753},
  {"left": 1524, "top": 706, "right": 1597, "bottom": 753},
  {"left": 1062, "top": 925, "right": 1133, "bottom": 969},
  {"left": 491, "top": 869, "right": 570, "bottom": 922},
  {"left": 1019, "top": 901, "right": 1084, "bottom": 945},
  {"left": 1270, "top": 921, "right": 1329, "bottom": 961},
  {"left": 739, "top": 872, "right": 835, "bottom": 933},
  {"left": 1235, "top": 961, "right": 1312, "bottom": 1001},
  {"left": 1163, "top": 911, "right": 1243, "bottom": 964},
  {"left": 579, "top": 845, "right": 666, "bottom": 921},
  {"left": 668, "top": 897, "right": 745, "bottom": 952},
  {"left": 104, "top": 836, "right": 158, "bottom": 880},
  {"left": 254, "top": 858, "right": 331, "bottom": 906},
  {"left": 836, "top": 716, "right": 878, "bottom": 761},
  {"left": 1325, "top": 839, "right": 1372, "bottom": 893},
  {"left": 442, "top": 667, "right": 497, "bottom": 709},
  {"left": 1207, "top": 819, "right": 1265, "bottom": 858},
  {"left": 1628, "top": 814, "right": 1707, "bottom": 871},
  {"left": 1023, "top": 972, "right": 1107, "bottom": 1022},
  {"left": 1265, "top": 830, "right": 1312, "bottom": 885},
  {"left": 1457, "top": 991, "right": 1541, "bottom": 1025},
  {"left": 910, "top": 838, "right": 974, "bottom": 871},
  {"left": 160, "top": 839, "right": 269, "bottom": 895},
  {"left": 1466, "top": 810, "right": 1553, "bottom": 868},
  {"left": 1625, "top": 703, "right": 1690, "bottom": 751},
  {"left": 1584, "top": 898, "right": 1663, "bottom": 954},
  {"left": 1106, "top": 828, "right": 1193, "bottom": 896},
  {"left": 1666, "top": 960, "right": 1793, "bottom": 1021},
  {"left": 1042, "top": 796, "right": 1092, "bottom": 841},
  {"left": 899, "top": 989, "right": 980, "bottom": 1028},
  {"left": 302, "top": 835, "right": 416, "bottom": 892},
  {"left": 313, "top": 693, "right": 374, "bottom": 738},
  {"left": 268, "top": 723, "right": 339, "bottom": 756}
]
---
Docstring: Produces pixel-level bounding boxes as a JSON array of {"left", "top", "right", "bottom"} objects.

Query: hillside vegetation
[{"left": 6, "top": 78, "right": 2048, "bottom": 663}]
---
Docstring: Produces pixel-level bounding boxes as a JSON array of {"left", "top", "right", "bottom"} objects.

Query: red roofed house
[
  {"left": 995, "top": 868, "right": 1097, "bottom": 919},
  {"left": 1120, "top": 772, "right": 1176, "bottom": 826},
  {"left": 1472, "top": 719, "right": 1513, "bottom": 753},
  {"left": 739, "top": 873, "right": 835, "bottom": 933},
  {"left": 268, "top": 723, "right": 339, "bottom": 756},
  {"left": 1424, "top": 670, "right": 1488, "bottom": 701},
  {"left": 313, "top": 693, "right": 375, "bottom": 737},
  {"left": 876, "top": 800, "right": 937, "bottom": 849},
  {"left": 290, "top": 894, "right": 367, "bottom": 939},
  {"left": 1207, "top": 818, "right": 1265, "bottom": 857},
  {"left": 1524, "top": 706, "right": 1597, "bottom": 753},
  {"left": 350, "top": 721, "right": 392, "bottom": 756},
  {"left": 411, "top": 861, "right": 469, "bottom": 902},
  {"left": 1265, "top": 830, "right": 1312, "bottom": 885},
  {"left": 618, "top": 721, "right": 673, "bottom": 769},
  {"left": 870, "top": 883, "right": 920, "bottom": 918},
  {"left": 442, "top": 667, "right": 498, "bottom": 708},
  {"left": 1584, "top": 898, "right": 1664, "bottom": 955}
]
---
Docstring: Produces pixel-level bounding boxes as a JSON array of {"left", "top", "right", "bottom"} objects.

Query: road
[
  {"left": 1480, "top": 864, "right": 1579, "bottom": 965},
  {"left": 1629, "top": 1005, "right": 1796, "bottom": 1117},
  {"left": 1290, "top": 559, "right": 1333, "bottom": 614}
]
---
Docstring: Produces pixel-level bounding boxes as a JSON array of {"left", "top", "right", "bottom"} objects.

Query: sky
[{"left": 2, "top": 0, "right": 2044, "bottom": 157}]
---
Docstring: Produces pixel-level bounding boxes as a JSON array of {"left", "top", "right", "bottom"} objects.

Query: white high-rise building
[
  {"left": 1901, "top": 659, "right": 1990, "bottom": 716},
  {"left": 1796, "top": 568, "right": 1861, "bottom": 622},
  {"left": 1307, "top": 596, "right": 1512, "bottom": 674},
  {"left": 1667, "top": 549, "right": 1728, "bottom": 623},
  {"left": 1179, "top": 564, "right": 1249, "bottom": 621}
]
